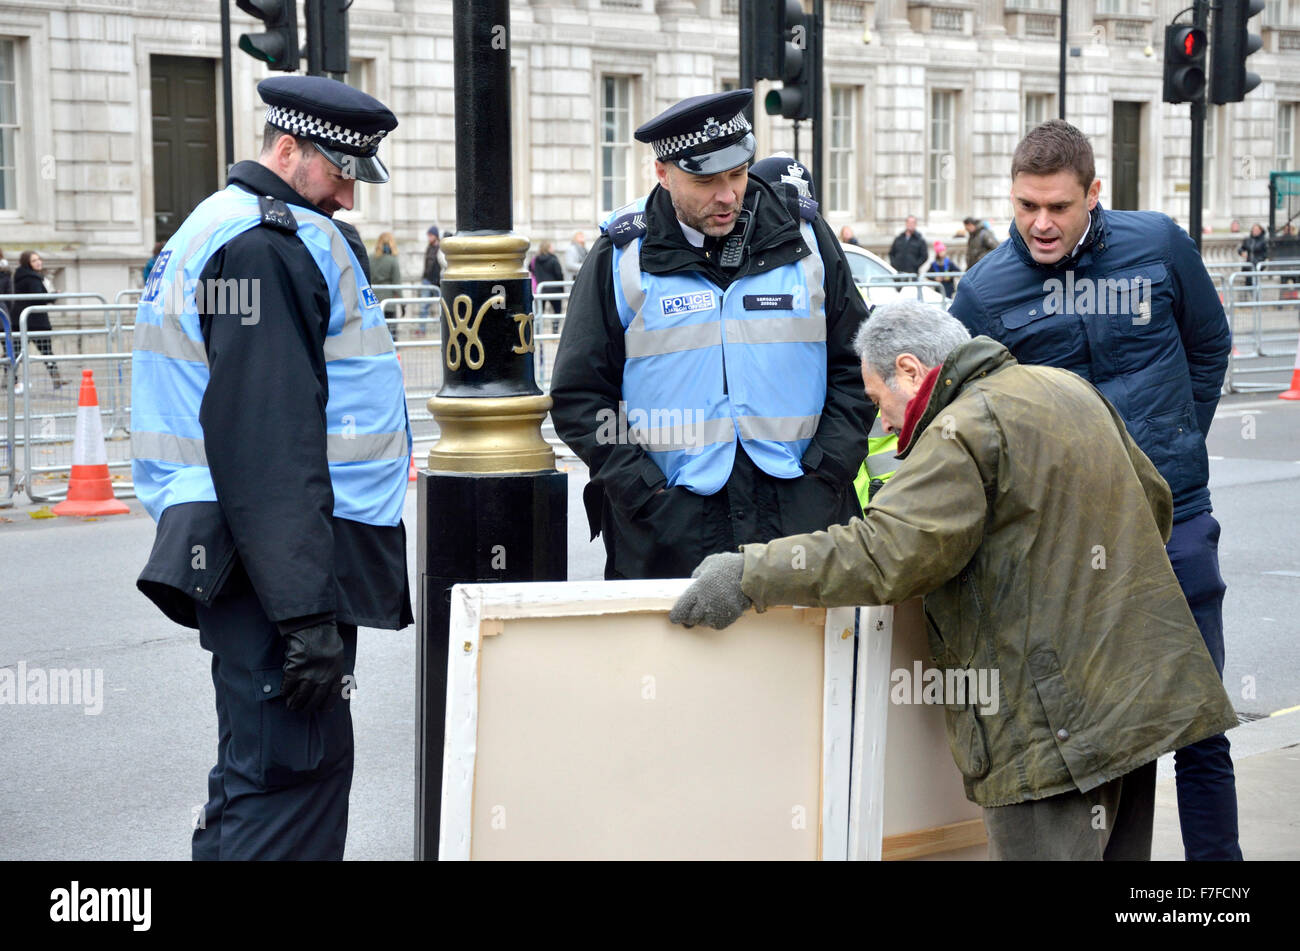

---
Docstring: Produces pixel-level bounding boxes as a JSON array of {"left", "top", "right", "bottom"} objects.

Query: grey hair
[{"left": 852, "top": 300, "right": 972, "bottom": 385}]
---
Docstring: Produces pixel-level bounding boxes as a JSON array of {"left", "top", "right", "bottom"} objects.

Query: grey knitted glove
[{"left": 669, "top": 552, "right": 751, "bottom": 629}]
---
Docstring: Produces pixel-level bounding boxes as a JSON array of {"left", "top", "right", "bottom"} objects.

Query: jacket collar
[
  {"left": 638, "top": 174, "right": 804, "bottom": 277},
  {"left": 226, "top": 160, "right": 334, "bottom": 217},
  {"left": 1007, "top": 201, "right": 1109, "bottom": 272},
  {"left": 896, "top": 336, "right": 1018, "bottom": 459}
]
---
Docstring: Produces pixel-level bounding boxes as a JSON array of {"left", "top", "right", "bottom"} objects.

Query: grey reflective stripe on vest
[
  {"left": 133, "top": 206, "right": 257, "bottom": 365},
  {"left": 619, "top": 240, "right": 648, "bottom": 332},
  {"left": 797, "top": 223, "right": 826, "bottom": 323},
  {"left": 132, "top": 320, "right": 208, "bottom": 365},
  {"left": 865, "top": 448, "right": 898, "bottom": 477},
  {"left": 326, "top": 429, "right": 409, "bottom": 462},
  {"left": 628, "top": 415, "right": 736, "bottom": 453},
  {"left": 737, "top": 414, "right": 820, "bottom": 442},
  {"left": 293, "top": 208, "right": 396, "bottom": 363},
  {"left": 133, "top": 427, "right": 406, "bottom": 466},
  {"left": 626, "top": 321, "right": 724, "bottom": 358},
  {"left": 132, "top": 430, "right": 209, "bottom": 467},
  {"left": 869, "top": 412, "right": 887, "bottom": 439},
  {"left": 725, "top": 315, "right": 827, "bottom": 345}
]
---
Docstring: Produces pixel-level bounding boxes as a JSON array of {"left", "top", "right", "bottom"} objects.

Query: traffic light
[
  {"left": 764, "top": 0, "right": 813, "bottom": 120},
  {"left": 747, "top": 0, "right": 786, "bottom": 81},
  {"left": 1210, "top": 0, "right": 1265, "bottom": 104},
  {"left": 306, "top": 0, "right": 349, "bottom": 76},
  {"left": 1162, "top": 23, "right": 1207, "bottom": 105},
  {"left": 237, "top": 0, "right": 300, "bottom": 72}
]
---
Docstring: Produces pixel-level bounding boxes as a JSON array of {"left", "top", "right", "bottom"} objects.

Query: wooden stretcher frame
[
  {"left": 439, "top": 579, "right": 857, "bottom": 860},
  {"left": 850, "top": 602, "right": 988, "bottom": 861}
]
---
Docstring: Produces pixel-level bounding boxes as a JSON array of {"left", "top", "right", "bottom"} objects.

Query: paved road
[{"left": 2, "top": 393, "right": 1298, "bottom": 860}]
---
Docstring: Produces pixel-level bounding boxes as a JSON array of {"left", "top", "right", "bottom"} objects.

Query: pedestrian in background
[
  {"left": 419, "top": 225, "right": 446, "bottom": 334},
  {"left": 530, "top": 239, "right": 564, "bottom": 319},
  {"left": 949, "top": 119, "right": 1241, "bottom": 861},
  {"left": 13, "top": 251, "right": 63, "bottom": 389},
  {"left": 1239, "top": 222, "right": 1268, "bottom": 288},
  {"left": 923, "top": 240, "right": 960, "bottom": 299},
  {"left": 888, "top": 215, "right": 927, "bottom": 274},
  {"left": 963, "top": 216, "right": 999, "bottom": 270},
  {"left": 562, "top": 230, "right": 588, "bottom": 280},
  {"left": 372, "top": 230, "right": 401, "bottom": 337},
  {"left": 839, "top": 224, "right": 860, "bottom": 246},
  {"left": 0, "top": 248, "right": 13, "bottom": 391}
]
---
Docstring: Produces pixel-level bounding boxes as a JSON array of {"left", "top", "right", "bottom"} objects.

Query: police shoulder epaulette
[
  {"left": 605, "top": 208, "right": 648, "bottom": 248},
  {"left": 257, "top": 195, "right": 298, "bottom": 234},
  {"left": 797, "top": 195, "right": 818, "bottom": 222}
]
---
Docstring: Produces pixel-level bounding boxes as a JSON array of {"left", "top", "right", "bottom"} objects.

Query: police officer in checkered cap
[
  {"left": 132, "top": 73, "right": 411, "bottom": 860},
  {"left": 258, "top": 75, "right": 397, "bottom": 184},
  {"left": 549, "top": 89, "right": 874, "bottom": 581}
]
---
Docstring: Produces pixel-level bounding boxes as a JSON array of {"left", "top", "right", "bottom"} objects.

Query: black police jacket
[
  {"left": 549, "top": 175, "right": 873, "bottom": 579},
  {"left": 136, "top": 161, "right": 412, "bottom": 632}
]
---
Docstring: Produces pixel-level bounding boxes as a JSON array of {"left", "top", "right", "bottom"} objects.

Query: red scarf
[{"left": 897, "top": 365, "right": 944, "bottom": 452}]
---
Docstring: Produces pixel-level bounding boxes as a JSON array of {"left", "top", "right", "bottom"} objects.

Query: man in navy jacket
[{"left": 949, "top": 120, "right": 1240, "bottom": 860}]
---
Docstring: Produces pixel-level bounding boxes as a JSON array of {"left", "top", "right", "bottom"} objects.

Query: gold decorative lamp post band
[{"left": 426, "top": 231, "right": 555, "bottom": 473}]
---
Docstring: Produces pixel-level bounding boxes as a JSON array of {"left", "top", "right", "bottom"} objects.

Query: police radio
[{"left": 719, "top": 192, "right": 760, "bottom": 269}]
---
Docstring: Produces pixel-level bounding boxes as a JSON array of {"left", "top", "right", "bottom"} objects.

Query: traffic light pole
[
  {"left": 811, "top": 0, "right": 824, "bottom": 201},
  {"left": 220, "top": 0, "right": 235, "bottom": 172},
  {"left": 1189, "top": 0, "right": 1208, "bottom": 252}
]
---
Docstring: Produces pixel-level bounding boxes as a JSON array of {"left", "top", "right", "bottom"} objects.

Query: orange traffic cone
[
  {"left": 53, "top": 369, "right": 130, "bottom": 516},
  {"left": 409, "top": 450, "right": 419, "bottom": 482},
  {"left": 1281, "top": 335, "right": 1300, "bottom": 400}
]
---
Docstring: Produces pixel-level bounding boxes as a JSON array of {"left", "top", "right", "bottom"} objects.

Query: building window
[
  {"left": 1096, "top": 0, "right": 1133, "bottom": 13},
  {"left": 828, "top": 86, "right": 855, "bottom": 214},
  {"left": 0, "top": 39, "right": 18, "bottom": 210},
  {"left": 1266, "top": 0, "right": 1300, "bottom": 26},
  {"left": 1279, "top": 103, "right": 1296, "bottom": 173},
  {"left": 928, "top": 89, "right": 957, "bottom": 215},
  {"left": 601, "top": 76, "right": 633, "bottom": 216},
  {"left": 1024, "top": 92, "right": 1054, "bottom": 136}
]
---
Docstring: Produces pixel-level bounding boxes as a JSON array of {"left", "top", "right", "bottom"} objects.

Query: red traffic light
[{"left": 1184, "top": 31, "right": 1200, "bottom": 56}]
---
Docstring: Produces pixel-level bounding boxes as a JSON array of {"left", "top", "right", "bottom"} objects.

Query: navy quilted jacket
[{"left": 949, "top": 203, "right": 1230, "bottom": 523}]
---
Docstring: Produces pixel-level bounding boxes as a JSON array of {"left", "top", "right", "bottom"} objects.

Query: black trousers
[{"left": 192, "top": 567, "right": 357, "bottom": 861}]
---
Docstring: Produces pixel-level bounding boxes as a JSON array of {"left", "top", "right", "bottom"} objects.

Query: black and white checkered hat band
[
  {"left": 652, "top": 112, "right": 751, "bottom": 160},
  {"left": 265, "top": 104, "right": 388, "bottom": 153}
]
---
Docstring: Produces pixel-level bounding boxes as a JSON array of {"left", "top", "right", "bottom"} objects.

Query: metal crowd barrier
[
  {"left": 859, "top": 274, "right": 951, "bottom": 306},
  {"left": 1223, "top": 267, "right": 1300, "bottom": 393},
  {"left": 379, "top": 289, "right": 443, "bottom": 444},
  {"left": 533, "top": 280, "right": 572, "bottom": 392},
  {"left": 2, "top": 293, "right": 111, "bottom": 505},
  {"left": 10, "top": 303, "right": 134, "bottom": 503}
]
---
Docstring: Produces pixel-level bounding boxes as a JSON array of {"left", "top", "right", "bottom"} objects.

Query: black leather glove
[{"left": 281, "top": 622, "right": 347, "bottom": 714}]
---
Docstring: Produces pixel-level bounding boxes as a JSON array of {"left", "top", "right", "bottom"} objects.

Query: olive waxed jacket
[{"left": 740, "top": 337, "right": 1238, "bottom": 806}]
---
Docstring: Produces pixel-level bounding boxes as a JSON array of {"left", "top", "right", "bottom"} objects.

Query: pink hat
[{"left": 934, "top": 241, "right": 946, "bottom": 255}]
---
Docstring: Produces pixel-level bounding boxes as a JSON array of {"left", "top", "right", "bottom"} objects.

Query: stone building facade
[{"left": 1, "top": 0, "right": 1298, "bottom": 298}]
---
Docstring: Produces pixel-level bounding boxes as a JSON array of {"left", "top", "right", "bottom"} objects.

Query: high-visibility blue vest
[
  {"left": 130, "top": 184, "right": 411, "bottom": 526},
  {"left": 603, "top": 196, "right": 827, "bottom": 496}
]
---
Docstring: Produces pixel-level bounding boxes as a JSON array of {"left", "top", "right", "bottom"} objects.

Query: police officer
[
  {"left": 747, "top": 156, "right": 897, "bottom": 514},
  {"left": 550, "top": 90, "right": 872, "bottom": 579},
  {"left": 131, "top": 76, "right": 412, "bottom": 861}
]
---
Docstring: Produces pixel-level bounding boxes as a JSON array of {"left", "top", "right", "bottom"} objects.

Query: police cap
[
  {"left": 635, "top": 89, "right": 756, "bottom": 176},
  {"left": 749, "top": 155, "right": 816, "bottom": 201},
  {"left": 258, "top": 75, "right": 398, "bottom": 184}
]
